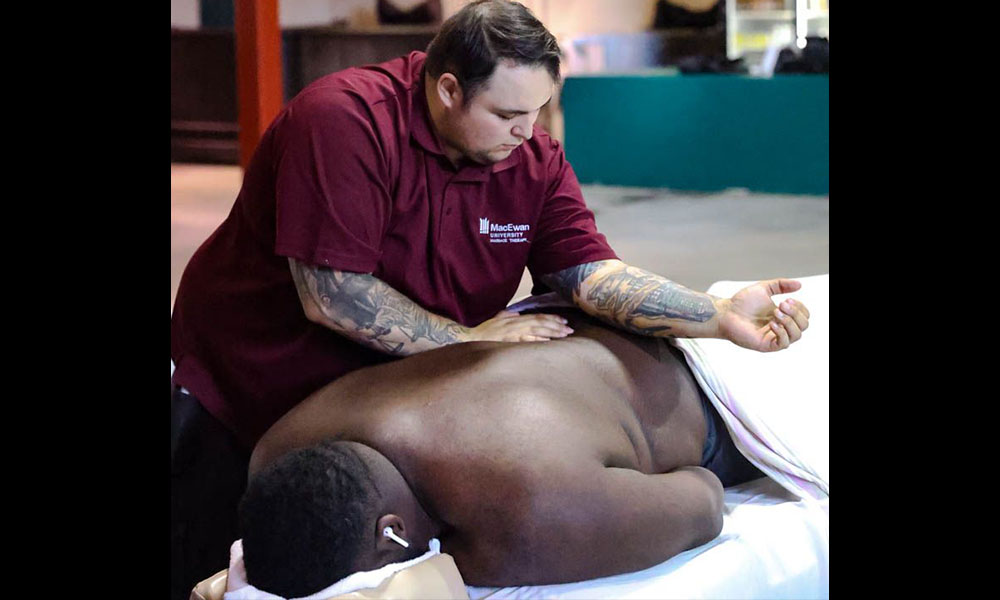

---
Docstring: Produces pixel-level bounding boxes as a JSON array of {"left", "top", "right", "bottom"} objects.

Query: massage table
[{"left": 196, "top": 274, "right": 830, "bottom": 600}]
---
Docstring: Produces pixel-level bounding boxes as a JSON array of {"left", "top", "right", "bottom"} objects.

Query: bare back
[{"left": 253, "top": 310, "right": 719, "bottom": 584}]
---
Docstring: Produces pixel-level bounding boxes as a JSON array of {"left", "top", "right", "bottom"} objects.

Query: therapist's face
[{"left": 435, "top": 61, "right": 555, "bottom": 165}]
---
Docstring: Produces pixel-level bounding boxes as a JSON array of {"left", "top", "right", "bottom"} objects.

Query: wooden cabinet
[
  {"left": 170, "top": 26, "right": 437, "bottom": 164},
  {"left": 171, "top": 29, "right": 240, "bottom": 164}
]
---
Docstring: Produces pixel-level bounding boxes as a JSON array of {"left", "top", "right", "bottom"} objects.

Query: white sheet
[
  {"left": 489, "top": 275, "right": 830, "bottom": 599},
  {"left": 224, "top": 539, "right": 445, "bottom": 599},
  {"left": 673, "top": 274, "right": 830, "bottom": 501}
]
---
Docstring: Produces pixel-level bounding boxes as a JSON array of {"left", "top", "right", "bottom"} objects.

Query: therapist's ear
[
  {"left": 375, "top": 514, "right": 411, "bottom": 558},
  {"left": 436, "top": 73, "right": 464, "bottom": 110}
]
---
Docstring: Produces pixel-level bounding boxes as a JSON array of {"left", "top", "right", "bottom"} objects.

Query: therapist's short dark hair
[
  {"left": 239, "top": 439, "right": 381, "bottom": 598},
  {"left": 425, "top": 0, "right": 562, "bottom": 101}
]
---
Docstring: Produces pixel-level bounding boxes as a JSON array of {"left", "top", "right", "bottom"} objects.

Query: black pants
[
  {"left": 171, "top": 386, "right": 250, "bottom": 600},
  {"left": 699, "top": 392, "right": 765, "bottom": 488}
]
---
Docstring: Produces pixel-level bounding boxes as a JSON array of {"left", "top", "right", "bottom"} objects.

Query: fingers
[
  {"left": 765, "top": 298, "right": 810, "bottom": 351},
  {"left": 778, "top": 298, "right": 809, "bottom": 331},
  {"left": 773, "top": 307, "right": 802, "bottom": 343},
  {"left": 484, "top": 312, "right": 574, "bottom": 342},
  {"left": 768, "top": 320, "right": 790, "bottom": 350},
  {"left": 512, "top": 324, "right": 573, "bottom": 341},
  {"left": 790, "top": 298, "right": 810, "bottom": 320},
  {"left": 519, "top": 314, "right": 573, "bottom": 339},
  {"left": 518, "top": 335, "right": 553, "bottom": 342}
]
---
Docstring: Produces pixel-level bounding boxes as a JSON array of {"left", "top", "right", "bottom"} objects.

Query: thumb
[{"left": 761, "top": 279, "right": 801, "bottom": 297}]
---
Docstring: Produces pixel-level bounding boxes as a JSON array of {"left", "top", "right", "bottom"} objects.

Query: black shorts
[{"left": 699, "top": 392, "right": 765, "bottom": 488}]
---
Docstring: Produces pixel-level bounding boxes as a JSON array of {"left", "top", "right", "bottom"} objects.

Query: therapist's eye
[{"left": 497, "top": 113, "right": 515, "bottom": 121}]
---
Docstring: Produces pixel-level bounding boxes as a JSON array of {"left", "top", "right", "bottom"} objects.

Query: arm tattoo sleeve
[
  {"left": 541, "top": 261, "right": 716, "bottom": 336},
  {"left": 290, "top": 260, "right": 465, "bottom": 355},
  {"left": 543, "top": 261, "right": 605, "bottom": 302}
]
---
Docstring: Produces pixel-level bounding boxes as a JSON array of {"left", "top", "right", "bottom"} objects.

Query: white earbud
[{"left": 383, "top": 526, "right": 410, "bottom": 548}]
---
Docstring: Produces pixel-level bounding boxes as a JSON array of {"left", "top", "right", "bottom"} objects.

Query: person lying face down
[{"left": 239, "top": 308, "right": 765, "bottom": 597}]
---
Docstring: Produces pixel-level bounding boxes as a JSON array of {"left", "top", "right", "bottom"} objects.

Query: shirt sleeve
[
  {"left": 272, "top": 89, "right": 392, "bottom": 273},
  {"left": 527, "top": 137, "right": 618, "bottom": 279}
]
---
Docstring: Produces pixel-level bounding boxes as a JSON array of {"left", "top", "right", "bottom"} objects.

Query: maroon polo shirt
[{"left": 171, "top": 51, "right": 618, "bottom": 449}]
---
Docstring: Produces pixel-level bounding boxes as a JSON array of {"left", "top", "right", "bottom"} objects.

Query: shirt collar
[
  {"left": 410, "top": 67, "right": 445, "bottom": 156},
  {"left": 451, "top": 148, "right": 522, "bottom": 182}
]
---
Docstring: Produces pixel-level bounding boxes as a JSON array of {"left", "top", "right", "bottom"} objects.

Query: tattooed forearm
[
  {"left": 543, "top": 260, "right": 608, "bottom": 302},
  {"left": 585, "top": 266, "right": 715, "bottom": 333},
  {"left": 289, "top": 259, "right": 466, "bottom": 355},
  {"left": 541, "top": 261, "right": 716, "bottom": 337}
]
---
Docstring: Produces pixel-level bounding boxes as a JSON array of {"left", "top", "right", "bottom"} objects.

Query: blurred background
[{"left": 171, "top": 0, "right": 829, "bottom": 311}]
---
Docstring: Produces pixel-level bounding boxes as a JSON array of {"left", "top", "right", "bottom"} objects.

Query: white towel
[
  {"left": 224, "top": 538, "right": 442, "bottom": 600},
  {"left": 672, "top": 274, "right": 829, "bottom": 502}
]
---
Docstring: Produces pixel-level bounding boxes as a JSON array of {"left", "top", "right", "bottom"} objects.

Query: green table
[{"left": 562, "top": 72, "right": 829, "bottom": 195}]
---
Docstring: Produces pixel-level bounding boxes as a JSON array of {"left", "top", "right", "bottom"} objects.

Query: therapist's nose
[{"left": 512, "top": 119, "right": 534, "bottom": 141}]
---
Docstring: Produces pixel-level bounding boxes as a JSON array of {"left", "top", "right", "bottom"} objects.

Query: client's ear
[{"left": 375, "top": 514, "right": 411, "bottom": 557}]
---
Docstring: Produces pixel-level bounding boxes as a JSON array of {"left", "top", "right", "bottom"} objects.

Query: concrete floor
[{"left": 171, "top": 164, "right": 828, "bottom": 312}]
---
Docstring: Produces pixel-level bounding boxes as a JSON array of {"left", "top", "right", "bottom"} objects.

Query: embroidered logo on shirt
[{"left": 478, "top": 218, "right": 530, "bottom": 244}]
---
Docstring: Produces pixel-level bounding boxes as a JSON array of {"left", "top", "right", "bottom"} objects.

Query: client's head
[{"left": 238, "top": 438, "right": 435, "bottom": 598}]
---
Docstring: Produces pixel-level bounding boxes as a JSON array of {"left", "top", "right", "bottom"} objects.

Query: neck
[
  {"left": 376, "top": 448, "right": 446, "bottom": 546},
  {"left": 402, "top": 486, "right": 446, "bottom": 547}
]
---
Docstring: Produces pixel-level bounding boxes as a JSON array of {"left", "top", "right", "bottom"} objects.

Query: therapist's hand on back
[{"left": 462, "top": 309, "right": 574, "bottom": 343}]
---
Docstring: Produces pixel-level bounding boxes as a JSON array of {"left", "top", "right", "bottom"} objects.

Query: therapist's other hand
[
  {"left": 717, "top": 279, "right": 810, "bottom": 352},
  {"left": 462, "top": 310, "right": 574, "bottom": 343}
]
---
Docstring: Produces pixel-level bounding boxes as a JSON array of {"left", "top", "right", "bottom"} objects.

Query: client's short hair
[{"left": 238, "top": 439, "right": 381, "bottom": 598}]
